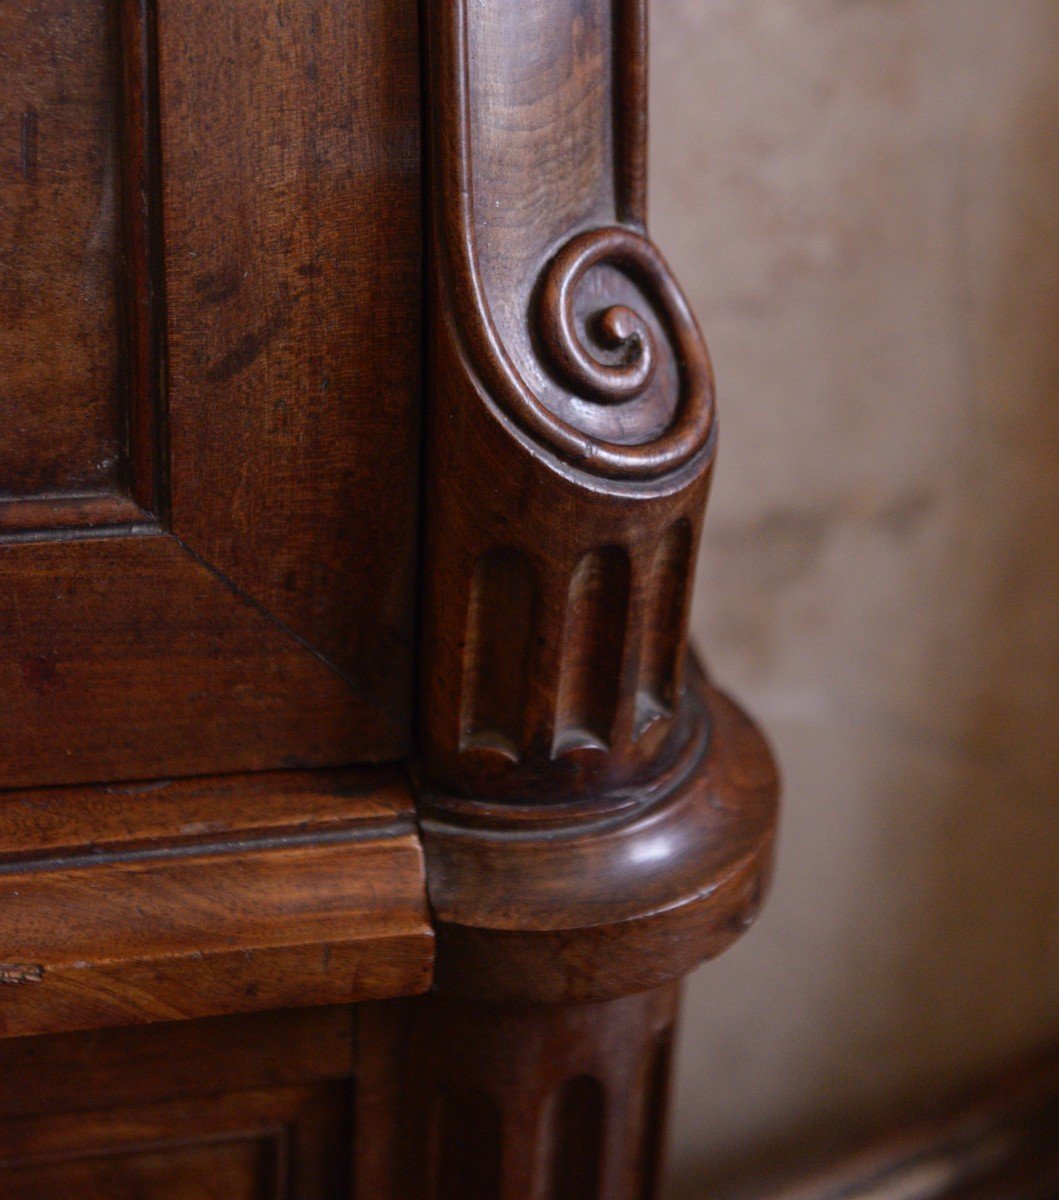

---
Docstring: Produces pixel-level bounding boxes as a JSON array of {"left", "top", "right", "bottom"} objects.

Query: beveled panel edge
[
  {"left": 118, "top": 0, "right": 170, "bottom": 517},
  {"left": 1, "top": 0, "right": 165, "bottom": 525},
  {"left": 0, "top": 494, "right": 155, "bottom": 540},
  {"left": 0, "top": 534, "right": 405, "bottom": 791}
]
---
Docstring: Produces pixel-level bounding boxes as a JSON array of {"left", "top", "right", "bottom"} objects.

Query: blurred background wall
[{"left": 649, "top": 3, "right": 1059, "bottom": 1196}]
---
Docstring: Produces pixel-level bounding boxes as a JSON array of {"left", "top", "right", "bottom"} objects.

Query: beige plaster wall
[{"left": 649, "top": 3, "right": 1059, "bottom": 1195}]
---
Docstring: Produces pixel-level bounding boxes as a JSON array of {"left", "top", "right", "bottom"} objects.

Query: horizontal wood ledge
[{"left": 0, "top": 766, "right": 434, "bottom": 1038}]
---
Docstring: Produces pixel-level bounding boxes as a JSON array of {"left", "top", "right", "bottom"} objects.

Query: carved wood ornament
[
  {"left": 417, "top": 0, "right": 778, "bottom": 991},
  {"left": 361, "top": 1, "right": 781, "bottom": 1195},
  {"left": 0, "top": 1, "right": 779, "bottom": 1195}
]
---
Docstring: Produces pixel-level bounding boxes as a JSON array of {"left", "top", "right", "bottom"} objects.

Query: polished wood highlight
[
  {"left": 397, "top": 1, "right": 780, "bottom": 1194},
  {"left": 415, "top": 0, "right": 776, "bottom": 992},
  {"left": 422, "top": 671, "right": 776, "bottom": 1004},
  {"left": 0, "top": 767, "right": 432, "bottom": 1037},
  {"left": 420, "top": 0, "right": 720, "bottom": 804}
]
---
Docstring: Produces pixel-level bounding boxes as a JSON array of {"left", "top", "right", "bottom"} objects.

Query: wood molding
[
  {"left": 0, "top": 767, "right": 433, "bottom": 1038},
  {"left": 421, "top": 669, "right": 777, "bottom": 1004},
  {"left": 415, "top": 0, "right": 778, "bottom": 1002},
  {"left": 420, "top": 0, "right": 719, "bottom": 805},
  {"left": 0, "top": 1006, "right": 356, "bottom": 1196}
]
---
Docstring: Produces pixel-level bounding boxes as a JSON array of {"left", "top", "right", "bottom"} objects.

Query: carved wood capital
[{"left": 417, "top": 0, "right": 778, "bottom": 1001}]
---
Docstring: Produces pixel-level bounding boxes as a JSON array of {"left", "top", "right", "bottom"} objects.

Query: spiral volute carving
[
  {"left": 538, "top": 230, "right": 660, "bottom": 403},
  {"left": 529, "top": 226, "right": 715, "bottom": 479}
]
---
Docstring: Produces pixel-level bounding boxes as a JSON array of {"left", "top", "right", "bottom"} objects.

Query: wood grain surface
[
  {"left": 0, "top": 0, "right": 422, "bottom": 785},
  {"left": 0, "top": 0, "right": 123, "bottom": 501},
  {"left": 0, "top": 4, "right": 783, "bottom": 1199},
  {"left": 0, "top": 766, "right": 432, "bottom": 1037},
  {"left": 383, "top": 3, "right": 780, "bottom": 1195},
  {"left": 415, "top": 0, "right": 776, "bottom": 997},
  {"left": 0, "top": 1006, "right": 356, "bottom": 1197},
  {"left": 357, "top": 986, "right": 679, "bottom": 1200}
]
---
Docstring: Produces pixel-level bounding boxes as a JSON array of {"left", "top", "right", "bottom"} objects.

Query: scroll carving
[
  {"left": 421, "top": 0, "right": 726, "bottom": 802},
  {"left": 389, "top": 5, "right": 781, "bottom": 1193},
  {"left": 433, "top": 0, "right": 715, "bottom": 481},
  {"left": 416, "top": 0, "right": 778, "bottom": 1006},
  {"left": 533, "top": 225, "right": 715, "bottom": 476}
]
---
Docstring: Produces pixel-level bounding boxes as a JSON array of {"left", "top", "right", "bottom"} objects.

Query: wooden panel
[
  {"left": 0, "top": 1138, "right": 277, "bottom": 1200},
  {"left": 0, "top": 0, "right": 124, "bottom": 502},
  {"left": 1, "top": 0, "right": 420, "bottom": 787},
  {"left": 0, "top": 1006, "right": 354, "bottom": 1120},
  {"left": 0, "top": 1084, "right": 350, "bottom": 1200},
  {"left": 0, "top": 766, "right": 433, "bottom": 1037},
  {"left": 0, "top": 1007, "right": 353, "bottom": 1197},
  {"left": 0, "top": 536, "right": 392, "bottom": 788},
  {"left": 0, "top": 0, "right": 422, "bottom": 783},
  {"left": 160, "top": 0, "right": 422, "bottom": 705}
]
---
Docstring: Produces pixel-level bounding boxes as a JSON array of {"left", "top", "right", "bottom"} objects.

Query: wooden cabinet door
[
  {"left": 0, "top": 0, "right": 422, "bottom": 788},
  {"left": 0, "top": 1007, "right": 355, "bottom": 1199}
]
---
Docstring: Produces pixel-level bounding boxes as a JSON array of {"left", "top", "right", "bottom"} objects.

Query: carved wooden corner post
[{"left": 356, "top": 2, "right": 779, "bottom": 1196}]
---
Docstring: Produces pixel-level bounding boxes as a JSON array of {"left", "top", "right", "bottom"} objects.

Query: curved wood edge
[
  {"left": 430, "top": 0, "right": 714, "bottom": 481},
  {"left": 416, "top": 0, "right": 779, "bottom": 1003},
  {"left": 420, "top": 666, "right": 778, "bottom": 1003}
]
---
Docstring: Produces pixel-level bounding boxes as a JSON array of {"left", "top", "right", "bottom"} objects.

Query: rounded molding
[{"left": 418, "top": 666, "right": 779, "bottom": 1003}]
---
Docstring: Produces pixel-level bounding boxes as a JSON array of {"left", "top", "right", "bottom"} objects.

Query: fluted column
[{"left": 355, "top": 2, "right": 781, "bottom": 1196}]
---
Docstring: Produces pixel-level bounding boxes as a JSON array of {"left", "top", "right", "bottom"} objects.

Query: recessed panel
[
  {"left": 0, "top": 0, "right": 125, "bottom": 501},
  {"left": 0, "top": 1080, "right": 351, "bottom": 1200},
  {"left": 0, "top": 1138, "right": 278, "bottom": 1200},
  {"left": 160, "top": 0, "right": 422, "bottom": 730},
  {"left": 0, "top": 0, "right": 421, "bottom": 781}
]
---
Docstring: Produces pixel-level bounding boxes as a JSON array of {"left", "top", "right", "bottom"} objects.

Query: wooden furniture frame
[{"left": 0, "top": 1, "right": 778, "bottom": 1196}]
